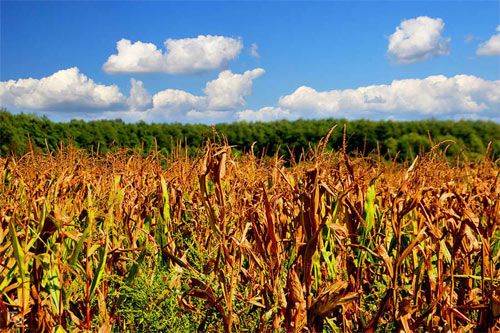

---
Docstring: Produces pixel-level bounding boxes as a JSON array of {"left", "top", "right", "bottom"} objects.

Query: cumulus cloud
[
  {"left": 476, "top": 25, "right": 500, "bottom": 56},
  {"left": 153, "top": 89, "right": 205, "bottom": 111},
  {"left": 278, "top": 75, "right": 500, "bottom": 120},
  {"left": 236, "top": 107, "right": 294, "bottom": 122},
  {"left": 0, "top": 66, "right": 264, "bottom": 123},
  {"left": 103, "top": 35, "right": 243, "bottom": 74},
  {"left": 127, "top": 79, "right": 153, "bottom": 111},
  {"left": 204, "top": 68, "right": 265, "bottom": 110},
  {"left": 0, "top": 67, "right": 126, "bottom": 112},
  {"left": 150, "top": 68, "right": 264, "bottom": 112},
  {"left": 387, "top": 16, "right": 450, "bottom": 64},
  {"left": 186, "top": 110, "right": 232, "bottom": 123},
  {"left": 250, "top": 43, "right": 260, "bottom": 60},
  {"left": 4, "top": 65, "right": 498, "bottom": 125},
  {"left": 103, "top": 68, "right": 265, "bottom": 123}
]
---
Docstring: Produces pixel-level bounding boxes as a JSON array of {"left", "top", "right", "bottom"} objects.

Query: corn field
[{"left": 1, "top": 128, "right": 499, "bottom": 332}]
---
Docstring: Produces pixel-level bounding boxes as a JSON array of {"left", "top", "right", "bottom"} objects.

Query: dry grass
[{"left": 1, "top": 130, "right": 499, "bottom": 332}]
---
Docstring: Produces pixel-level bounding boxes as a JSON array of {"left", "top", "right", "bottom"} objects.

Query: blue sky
[{"left": 1, "top": 1, "right": 499, "bottom": 123}]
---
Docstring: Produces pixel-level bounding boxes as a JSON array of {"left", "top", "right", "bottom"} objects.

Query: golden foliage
[{"left": 0, "top": 132, "right": 499, "bottom": 331}]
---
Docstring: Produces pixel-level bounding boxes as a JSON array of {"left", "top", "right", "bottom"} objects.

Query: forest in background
[{"left": 1, "top": 108, "right": 499, "bottom": 161}]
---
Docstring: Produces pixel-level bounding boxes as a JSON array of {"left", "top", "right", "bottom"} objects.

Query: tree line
[{"left": 1, "top": 108, "right": 499, "bottom": 162}]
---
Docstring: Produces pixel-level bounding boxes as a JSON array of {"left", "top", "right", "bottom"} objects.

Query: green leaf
[
  {"left": 89, "top": 236, "right": 108, "bottom": 299},
  {"left": 160, "top": 175, "right": 170, "bottom": 223},
  {"left": 69, "top": 221, "right": 92, "bottom": 266},
  {"left": 8, "top": 221, "right": 30, "bottom": 310},
  {"left": 363, "top": 183, "right": 376, "bottom": 237},
  {"left": 47, "top": 255, "right": 61, "bottom": 314}
]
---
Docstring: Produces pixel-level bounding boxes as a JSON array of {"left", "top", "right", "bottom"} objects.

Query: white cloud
[
  {"left": 0, "top": 67, "right": 126, "bottom": 111},
  {"left": 204, "top": 68, "right": 265, "bottom": 110},
  {"left": 3, "top": 66, "right": 498, "bottom": 125},
  {"left": 102, "top": 40, "right": 164, "bottom": 75},
  {"left": 476, "top": 25, "right": 500, "bottom": 56},
  {"left": 104, "top": 68, "right": 265, "bottom": 123},
  {"left": 103, "top": 35, "right": 243, "bottom": 74},
  {"left": 150, "top": 68, "right": 264, "bottom": 112},
  {"left": 277, "top": 75, "right": 500, "bottom": 120},
  {"left": 153, "top": 89, "right": 205, "bottom": 110},
  {"left": 127, "top": 79, "right": 152, "bottom": 111},
  {"left": 186, "top": 110, "right": 232, "bottom": 122},
  {"left": 387, "top": 16, "right": 450, "bottom": 64},
  {"left": 236, "top": 107, "right": 294, "bottom": 122},
  {"left": 0, "top": 67, "right": 264, "bottom": 123},
  {"left": 250, "top": 43, "right": 260, "bottom": 60}
]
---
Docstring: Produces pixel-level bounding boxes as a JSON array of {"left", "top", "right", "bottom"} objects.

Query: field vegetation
[{"left": 0, "top": 125, "right": 499, "bottom": 331}]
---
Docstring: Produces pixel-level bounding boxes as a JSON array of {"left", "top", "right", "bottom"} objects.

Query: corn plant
[{"left": 0, "top": 131, "right": 499, "bottom": 331}]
